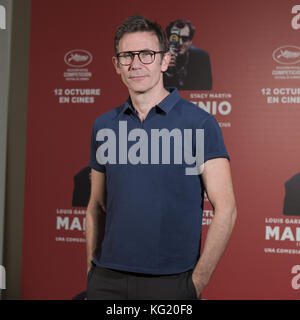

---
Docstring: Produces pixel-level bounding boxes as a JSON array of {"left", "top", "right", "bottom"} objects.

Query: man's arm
[
  {"left": 86, "top": 169, "right": 106, "bottom": 274},
  {"left": 192, "top": 158, "right": 237, "bottom": 297}
]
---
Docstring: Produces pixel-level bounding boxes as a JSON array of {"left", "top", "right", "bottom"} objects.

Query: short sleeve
[
  {"left": 203, "top": 115, "right": 230, "bottom": 163},
  {"left": 89, "top": 121, "right": 106, "bottom": 173}
]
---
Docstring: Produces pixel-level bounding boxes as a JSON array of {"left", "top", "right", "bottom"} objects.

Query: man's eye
[
  {"left": 121, "top": 53, "right": 132, "bottom": 58},
  {"left": 141, "top": 51, "right": 152, "bottom": 57}
]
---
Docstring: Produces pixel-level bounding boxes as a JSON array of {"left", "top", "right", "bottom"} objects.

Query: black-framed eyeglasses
[{"left": 116, "top": 50, "right": 165, "bottom": 66}]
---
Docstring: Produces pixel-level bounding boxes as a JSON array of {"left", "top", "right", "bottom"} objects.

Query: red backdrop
[{"left": 21, "top": 0, "right": 300, "bottom": 299}]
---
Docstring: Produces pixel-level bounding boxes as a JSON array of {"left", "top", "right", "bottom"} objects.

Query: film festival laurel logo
[
  {"left": 272, "top": 45, "right": 300, "bottom": 80},
  {"left": 63, "top": 49, "right": 93, "bottom": 81}
]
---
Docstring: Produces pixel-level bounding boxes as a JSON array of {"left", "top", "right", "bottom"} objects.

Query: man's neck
[{"left": 129, "top": 86, "right": 169, "bottom": 122}]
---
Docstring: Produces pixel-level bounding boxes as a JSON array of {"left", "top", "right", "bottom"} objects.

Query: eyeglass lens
[{"left": 118, "top": 51, "right": 155, "bottom": 65}]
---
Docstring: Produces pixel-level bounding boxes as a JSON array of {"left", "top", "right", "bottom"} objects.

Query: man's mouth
[{"left": 129, "top": 74, "right": 148, "bottom": 81}]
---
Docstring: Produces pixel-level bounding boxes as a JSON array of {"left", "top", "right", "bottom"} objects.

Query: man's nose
[{"left": 130, "top": 54, "right": 142, "bottom": 68}]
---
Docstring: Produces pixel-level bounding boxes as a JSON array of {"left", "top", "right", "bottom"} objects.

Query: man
[
  {"left": 86, "top": 15, "right": 236, "bottom": 300},
  {"left": 164, "top": 19, "right": 212, "bottom": 90}
]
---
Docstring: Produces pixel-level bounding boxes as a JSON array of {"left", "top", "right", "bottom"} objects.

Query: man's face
[
  {"left": 113, "top": 32, "right": 170, "bottom": 94},
  {"left": 171, "top": 25, "right": 192, "bottom": 55}
]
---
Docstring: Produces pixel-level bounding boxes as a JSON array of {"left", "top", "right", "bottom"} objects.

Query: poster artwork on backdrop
[
  {"left": 164, "top": 18, "right": 232, "bottom": 129},
  {"left": 55, "top": 167, "right": 90, "bottom": 245},
  {"left": 55, "top": 47, "right": 99, "bottom": 247},
  {"left": 54, "top": 49, "right": 101, "bottom": 104},
  {"left": 268, "top": 5, "right": 300, "bottom": 83},
  {"left": 54, "top": 48, "right": 96, "bottom": 246},
  {"left": 64, "top": 49, "right": 93, "bottom": 81},
  {"left": 163, "top": 19, "right": 212, "bottom": 91},
  {"left": 261, "top": 5, "right": 300, "bottom": 267},
  {"left": 271, "top": 46, "right": 300, "bottom": 82},
  {"left": 264, "top": 171, "right": 300, "bottom": 256},
  {"left": 262, "top": 10, "right": 300, "bottom": 260}
]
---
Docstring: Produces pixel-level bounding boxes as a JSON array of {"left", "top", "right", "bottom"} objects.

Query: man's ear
[
  {"left": 112, "top": 56, "right": 121, "bottom": 75},
  {"left": 161, "top": 51, "right": 171, "bottom": 72}
]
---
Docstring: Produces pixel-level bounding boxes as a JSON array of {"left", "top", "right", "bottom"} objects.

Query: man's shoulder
[
  {"left": 175, "top": 94, "right": 212, "bottom": 122},
  {"left": 188, "top": 46, "right": 209, "bottom": 57},
  {"left": 93, "top": 104, "right": 125, "bottom": 127}
]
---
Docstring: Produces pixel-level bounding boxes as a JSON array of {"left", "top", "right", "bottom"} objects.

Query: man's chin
[
  {"left": 130, "top": 84, "right": 148, "bottom": 94},
  {"left": 134, "top": 89, "right": 147, "bottom": 94}
]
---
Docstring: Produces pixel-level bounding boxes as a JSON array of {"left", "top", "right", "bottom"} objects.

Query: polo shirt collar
[
  {"left": 119, "top": 87, "right": 181, "bottom": 117},
  {"left": 158, "top": 87, "right": 181, "bottom": 113}
]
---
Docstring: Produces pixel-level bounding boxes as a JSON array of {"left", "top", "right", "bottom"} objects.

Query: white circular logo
[
  {"left": 272, "top": 46, "right": 300, "bottom": 65},
  {"left": 64, "top": 49, "right": 93, "bottom": 67}
]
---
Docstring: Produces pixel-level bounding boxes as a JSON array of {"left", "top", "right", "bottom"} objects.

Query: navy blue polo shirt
[{"left": 89, "top": 88, "right": 229, "bottom": 274}]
